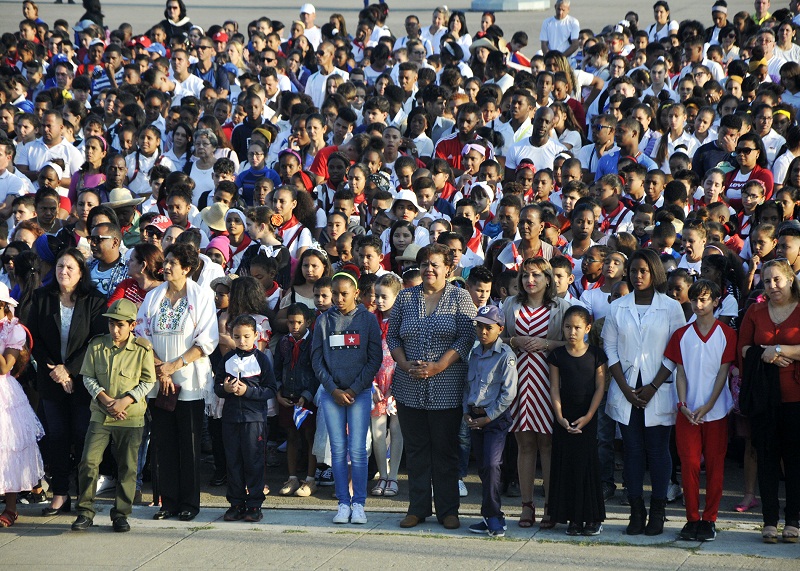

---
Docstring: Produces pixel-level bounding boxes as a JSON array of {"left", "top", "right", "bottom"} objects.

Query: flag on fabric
[{"left": 293, "top": 405, "right": 313, "bottom": 429}]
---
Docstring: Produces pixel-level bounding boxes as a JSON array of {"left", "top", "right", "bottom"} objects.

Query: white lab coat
[{"left": 602, "top": 291, "right": 686, "bottom": 427}]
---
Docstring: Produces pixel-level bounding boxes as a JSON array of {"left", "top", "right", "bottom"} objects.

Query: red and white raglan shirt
[
  {"left": 599, "top": 202, "right": 634, "bottom": 236},
  {"left": 664, "top": 320, "right": 736, "bottom": 421}
]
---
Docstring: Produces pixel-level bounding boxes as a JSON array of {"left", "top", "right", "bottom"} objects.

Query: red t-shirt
[{"left": 309, "top": 145, "right": 340, "bottom": 182}]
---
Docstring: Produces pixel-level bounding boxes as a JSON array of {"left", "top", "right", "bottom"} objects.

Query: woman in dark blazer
[{"left": 25, "top": 248, "right": 107, "bottom": 516}]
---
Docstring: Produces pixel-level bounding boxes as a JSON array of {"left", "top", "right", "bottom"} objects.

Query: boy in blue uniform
[
  {"left": 214, "top": 315, "right": 277, "bottom": 523},
  {"left": 464, "top": 305, "right": 518, "bottom": 537}
]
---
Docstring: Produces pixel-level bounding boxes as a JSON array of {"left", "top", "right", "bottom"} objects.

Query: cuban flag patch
[{"left": 329, "top": 331, "right": 361, "bottom": 350}]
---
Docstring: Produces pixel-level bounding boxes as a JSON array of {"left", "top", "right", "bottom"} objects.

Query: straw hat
[
  {"left": 103, "top": 187, "right": 146, "bottom": 208},
  {"left": 201, "top": 202, "right": 229, "bottom": 232}
]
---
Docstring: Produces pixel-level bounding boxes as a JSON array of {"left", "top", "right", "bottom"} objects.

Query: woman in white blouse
[
  {"left": 136, "top": 242, "right": 218, "bottom": 522},
  {"left": 602, "top": 249, "right": 685, "bottom": 537}
]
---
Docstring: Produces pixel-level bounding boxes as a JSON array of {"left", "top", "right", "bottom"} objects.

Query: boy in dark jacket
[
  {"left": 275, "top": 303, "right": 320, "bottom": 497},
  {"left": 214, "top": 315, "right": 277, "bottom": 523}
]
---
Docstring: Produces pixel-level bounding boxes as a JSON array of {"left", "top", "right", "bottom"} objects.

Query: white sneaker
[
  {"left": 96, "top": 475, "right": 117, "bottom": 494},
  {"left": 350, "top": 503, "right": 367, "bottom": 524},
  {"left": 458, "top": 480, "right": 468, "bottom": 497},
  {"left": 667, "top": 483, "right": 683, "bottom": 503},
  {"left": 333, "top": 503, "right": 351, "bottom": 524}
]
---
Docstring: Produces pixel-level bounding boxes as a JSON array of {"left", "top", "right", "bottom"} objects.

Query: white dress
[{"left": 0, "top": 317, "right": 44, "bottom": 494}]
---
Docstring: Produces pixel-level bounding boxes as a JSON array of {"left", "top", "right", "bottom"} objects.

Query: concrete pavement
[{"left": 1, "top": 495, "right": 798, "bottom": 569}]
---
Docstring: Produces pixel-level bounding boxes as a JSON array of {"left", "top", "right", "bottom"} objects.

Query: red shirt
[
  {"left": 309, "top": 145, "right": 340, "bottom": 182},
  {"left": 434, "top": 133, "right": 492, "bottom": 171},
  {"left": 738, "top": 301, "right": 800, "bottom": 403}
]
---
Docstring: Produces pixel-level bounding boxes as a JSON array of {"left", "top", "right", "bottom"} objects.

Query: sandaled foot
[
  {"left": 371, "top": 478, "right": 387, "bottom": 496},
  {"left": 539, "top": 504, "right": 556, "bottom": 530},
  {"left": 782, "top": 525, "right": 799, "bottom": 543},
  {"left": 0, "top": 510, "right": 18, "bottom": 528},
  {"left": 383, "top": 479, "right": 399, "bottom": 497},
  {"left": 735, "top": 496, "right": 759, "bottom": 513},
  {"left": 518, "top": 501, "right": 535, "bottom": 528},
  {"left": 762, "top": 525, "right": 779, "bottom": 544}
]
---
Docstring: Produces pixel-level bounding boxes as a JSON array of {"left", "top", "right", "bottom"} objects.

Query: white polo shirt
[
  {"left": 0, "top": 170, "right": 24, "bottom": 205},
  {"left": 17, "top": 138, "right": 84, "bottom": 176},
  {"left": 539, "top": 15, "right": 580, "bottom": 53}
]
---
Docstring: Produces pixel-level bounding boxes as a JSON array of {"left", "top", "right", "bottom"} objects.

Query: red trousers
[{"left": 675, "top": 414, "right": 728, "bottom": 522}]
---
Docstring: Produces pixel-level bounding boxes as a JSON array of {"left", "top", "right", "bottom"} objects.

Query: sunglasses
[
  {"left": 735, "top": 147, "right": 757, "bottom": 155},
  {"left": 316, "top": 50, "right": 326, "bottom": 56},
  {"left": 89, "top": 235, "right": 113, "bottom": 244}
]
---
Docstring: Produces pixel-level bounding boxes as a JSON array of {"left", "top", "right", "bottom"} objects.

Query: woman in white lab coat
[{"left": 602, "top": 249, "right": 685, "bottom": 537}]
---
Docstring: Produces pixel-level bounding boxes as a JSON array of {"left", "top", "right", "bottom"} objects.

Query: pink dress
[
  {"left": 0, "top": 317, "right": 44, "bottom": 494},
  {"left": 510, "top": 305, "right": 554, "bottom": 434},
  {"left": 371, "top": 314, "right": 396, "bottom": 418}
]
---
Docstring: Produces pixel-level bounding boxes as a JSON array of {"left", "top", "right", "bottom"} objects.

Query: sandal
[
  {"left": 735, "top": 497, "right": 759, "bottom": 513},
  {"left": 383, "top": 479, "right": 398, "bottom": 497},
  {"left": 0, "top": 510, "right": 18, "bottom": 528},
  {"left": 371, "top": 478, "right": 387, "bottom": 496},
  {"left": 782, "top": 525, "right": 799, "bottom": 543},
  {"left": 762, "top": 525, "right": 779, "bottom": 544},
  {"left": 539, "top": 503, "right": 556, "bottom": 530},
  {"left": 518, "top": 501, "right": 535, "bottom": 528}
]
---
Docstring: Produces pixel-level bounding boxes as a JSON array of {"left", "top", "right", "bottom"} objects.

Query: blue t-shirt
[{"left": 595, "top": 150, "right": 658, "bottom": 181}]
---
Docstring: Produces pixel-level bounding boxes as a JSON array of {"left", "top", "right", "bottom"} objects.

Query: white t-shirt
[
  {"left": 505, "top": 138, "right": 567, "bottom": 171},
  {"left": 188, "top": 162, "right": 215, "bottom": 207},
  {"left": 539, "top": 15, "right": 580, "bottom": 53},
  {"left": 0, "top": 170, "right": 25, "bottom": 205},
  {"left": 304, "top": 67, "right": 350, "bottom": 109},
  {"left": 18, "top": 138, "right": 84, "bottom": 176},
  {"left": 772, "top": 149, "right": 797, "bottom": 186}
]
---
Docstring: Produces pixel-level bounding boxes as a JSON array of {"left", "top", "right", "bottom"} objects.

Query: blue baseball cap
[
  {"left": 474, "top": 305, "right": 504, "bottom": 327},
  {"left": 146, "top": 43, "right": 167, "bottom": 57}
]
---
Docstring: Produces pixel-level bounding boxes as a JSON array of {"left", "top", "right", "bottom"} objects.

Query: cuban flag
[
  {"left": 293, "top": 405, "right": 313, "bottom": 429},
  {"left": 329, "top": 331, "right": 361, "bottom": 350}
]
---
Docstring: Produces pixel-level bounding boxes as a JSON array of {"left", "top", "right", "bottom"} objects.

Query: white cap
[{"left": 300, "top": 3, "right": 316, "bottom": 14}]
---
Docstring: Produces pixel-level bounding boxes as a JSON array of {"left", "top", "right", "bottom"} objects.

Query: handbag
[{"left": 151, "top": 384, "right": 182, "bottom": 412}]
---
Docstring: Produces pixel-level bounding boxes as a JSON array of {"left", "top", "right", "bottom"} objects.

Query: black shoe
[
  {"left": 626, "top": 497, "right": 647, "bottom": 535},
  {"left": 602, "top": 483, "right": 616, "bottom": 501},
  {"left": 70, "top": 515, "right": 93, "bottom": 531},
  {"left": 112, "top": 516, "right": 130, "bottom": 533},
  {"left": 505, "top": 481, "right": 521, "bottom": 498},
  {"left": 566, "top": 521, "right": 583, "bottom": 536},
  {"left": 209, "top": 473, "right": 227, "bottom": 487},
  {"left": 243, "top": 507, "right": 263, "bottom": 522},
  {"left": 645, "top": 498, "right": 667, "bottom": 536},
  {"left": 582, "top": 522, "right": 603, "bottom": 536},
  {"left": 695, "top": 520, "right": 716, "bottom": 542},
  {"left": 42, "top": 496, "right": 71, "bottom": 516},
  {"left": 152, "top": 510, "right": 178, "bottom": 520},
  {"left": 179, "top": 511, "right": 197, "bottom": 521},
  {"left": 679, "top": 521, "right": 699, "bottom": 540},
  {"left": 224, "top": 505, "right": 246, "bottom": 521}
]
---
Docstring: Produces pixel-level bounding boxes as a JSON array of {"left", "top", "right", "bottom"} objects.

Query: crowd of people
[{"left": 0, "top": 0, "right": 798, "bottom": 545}]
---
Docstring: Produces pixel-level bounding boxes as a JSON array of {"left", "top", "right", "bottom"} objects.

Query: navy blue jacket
[{"left": 214, "top": 347, "right": 277, "bottom": 423}]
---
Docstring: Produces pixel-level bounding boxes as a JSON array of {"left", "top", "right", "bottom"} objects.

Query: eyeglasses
[
  {"left": 89, "top": 235, "right": 113, "bottom": 244},
  {"left": 592, "top": 124, "right": 613, "bottom": 131},
  {"left": 248, "top": 151, "right": 264, "bottom": 157},
  {"left": 197, "top": 45, "right": 214, "bottom": 51},
  {"left": 735, "top": 147, "right": 757, "bottom": 155},
  {"left": 262, "top": 57, "right": 276, "bottom": 63},
  {"left": 316, "top": 50, "right": 327, "bottom": 56},
  {"left": 727, "top": 33, "right": 737, "bottom": 39},
  {"left": 142, "top": 228, "right": 164, "bottom": 239},
  {"left": 411, "top": 50, "right": 426, "bottom": 55}
]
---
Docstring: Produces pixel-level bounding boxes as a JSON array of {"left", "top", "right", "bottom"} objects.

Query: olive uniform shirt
[{"left": 81, "top": 333, "right": 157, "bottom": 427}]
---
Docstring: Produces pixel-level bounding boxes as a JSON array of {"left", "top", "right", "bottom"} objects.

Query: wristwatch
[{"left": 776, "top": 345, "right": 783, "bottom": 355}]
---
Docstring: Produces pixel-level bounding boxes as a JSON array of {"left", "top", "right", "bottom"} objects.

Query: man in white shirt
[
  {"left": 757, "top": 28, "right": 788, "bottom": 81},
  {"left": 679, "top": 36, "right": 725, "bottom": 82},
  {"left": 170, "top": 48, "right": 205, "bottom": 100},
  {"left": 304, "top": 41, "right": 349, "bottom": 109},
  {"left": 300, "top": 4, "right": 322, "bottom": 50},
  {"left": 393, "top": 15, "right": 433, "bottom": 56},
  {"left": 540, "top": 0, "right": 581, "bottom": 56},
  {"left": 16, "top": 110, "right": 83, "bottom": 186},
  {"left": 505, "top": 107, "right": 567, "bottom": 172},
  {"left": 0, "top": 140, "right": 24, "bottom": 220},
  {"left": 493, "top": 90, "right": 534, "bottom": 156},
  {"left": 577, "top": 114, "right": 619, "bottom": 180}
]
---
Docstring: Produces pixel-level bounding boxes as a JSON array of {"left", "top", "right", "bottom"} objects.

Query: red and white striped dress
[{"left": 510, "top": 304, "right": 553, "bottom": 434}]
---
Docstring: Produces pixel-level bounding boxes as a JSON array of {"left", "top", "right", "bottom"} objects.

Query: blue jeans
[
  {"left": 596, "top": 392, "right": 616, "bottom": 487},
  {"left": 618, "top": 407, "right": 672, "bottom": 501},
  {"left": 136, "top": 412, "right": 151, "bottom": 492},
  {"left": 320, "top": 388, "right": 371, "bottom": 506}
]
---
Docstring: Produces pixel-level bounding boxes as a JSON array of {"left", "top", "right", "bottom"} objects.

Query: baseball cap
[
  {"left": 131, "top": 35, "right": 152, "bottom": 48},
  {"left": 474, "top": 305, "right": 505, "bottom": 327},
  {"left": 146, "top": 43, "right": 167, "bottom": 57},
  {"left": 103, "top": 299, "right": 138, "bottom": 322},
  {"left": 211, "top": 31, "right": 229, "bottom": 43},
  {"left": 300, "top": 3, "right": 316, "bottom": 14},
  {"left": 144, "top": 215, "right": 172, "bottom": 234}
]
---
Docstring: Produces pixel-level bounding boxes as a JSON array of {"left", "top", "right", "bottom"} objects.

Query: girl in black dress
[{"left": 547, "top": 305, "right": 608, "bottom": 536}]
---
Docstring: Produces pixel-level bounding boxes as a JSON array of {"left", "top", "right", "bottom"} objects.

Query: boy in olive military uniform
[{"left": 72, "top": 299, "right": 157, "bottom": 533}]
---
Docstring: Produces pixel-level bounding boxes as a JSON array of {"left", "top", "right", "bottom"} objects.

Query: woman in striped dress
[{"left": 502, "top": 257, "right": 570, "bottom": 529}]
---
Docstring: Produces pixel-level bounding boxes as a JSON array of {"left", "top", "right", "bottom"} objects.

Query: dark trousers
[
  {"left": 471, "top": 411, "right": 512, "bottom": 518},
  {"left": 618, "top": 406, "right": 672, "bottom": 501},
  {"left": 40, "top": 396, "right": 91, "bottom": 496},
  {"left": 397, "top": 404, "right": 462, "bottom": 521},
  {"left": 754, "top": 402, "right": 800, "bottom": 527},
  {"left": 223, "top": 421, "right": 267, "bottom": 508},
  {"left": 150, "top": 399, "right": 204, "bottom": 515},
  {"left": 208, "top": 417, "right": 226, "bottom": 476},
  {"left": 596, "top": 392, "right": 616, "bottom": 486},
  {"left": 77, "top": 423, "right": 143, "bottom": 519}
]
